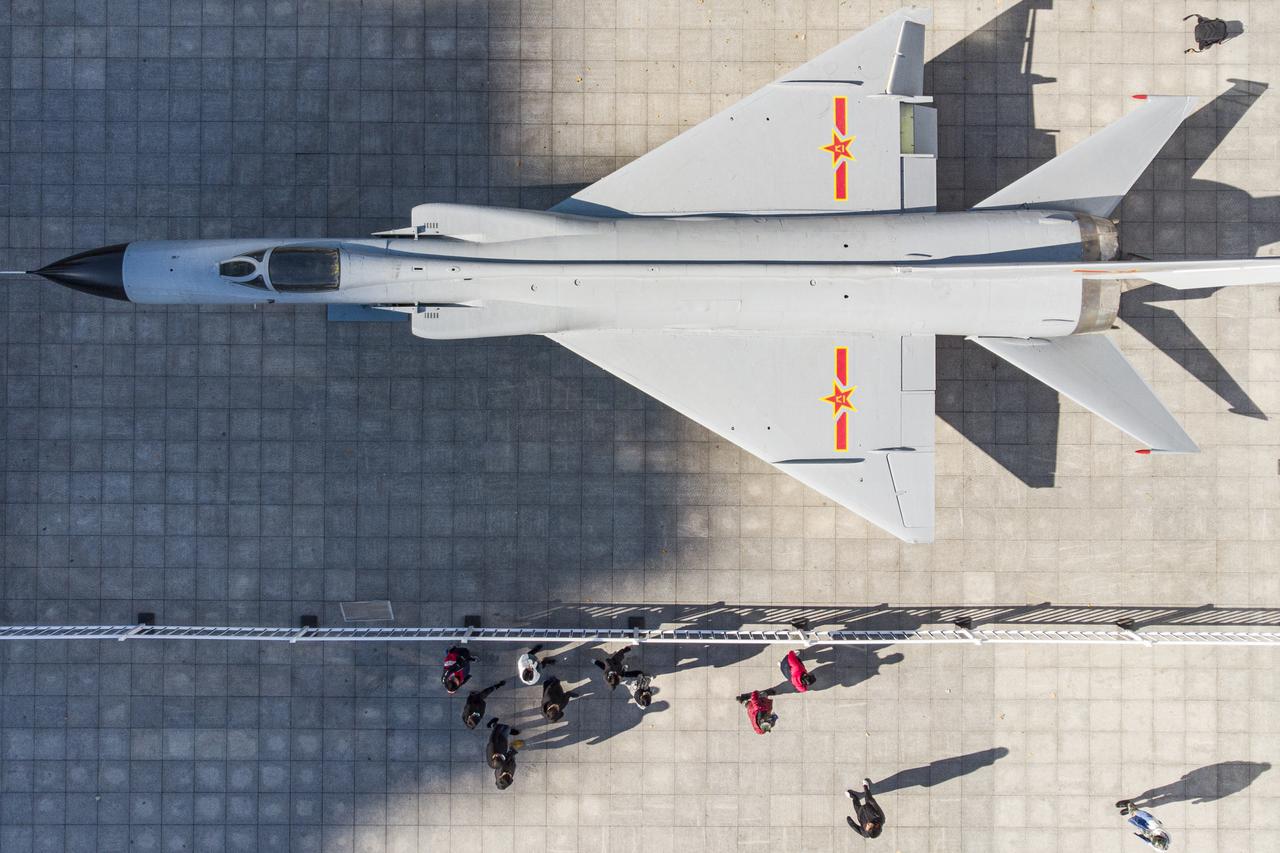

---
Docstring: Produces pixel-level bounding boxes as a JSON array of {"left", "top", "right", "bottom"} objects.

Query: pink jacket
[{"left": 784, "top": 651, "right": 810, "bottom": 693}]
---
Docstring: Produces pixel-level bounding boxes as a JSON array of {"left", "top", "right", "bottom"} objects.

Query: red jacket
[
  {"left": 746, "top": 691, "right": 774, "bottom": 734},
  {"left": 785, "top": 651, "right": 809, "bottom": 692}
]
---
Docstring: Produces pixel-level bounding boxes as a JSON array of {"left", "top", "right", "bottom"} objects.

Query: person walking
[
  {"left": 541, "top": 676, "right": 579, "bottom": 722},
  {"left": 594, "top": 645, "right": 635, "bottom": 689},
  {"left": 1183, "top": 13, "right": 1232, "bottom": 53},
  {"left": 846, "top": 779, "right": 885, "bottom": 838},
  {"left": 1116, "top": 800, "right": 1171, "bottom": 849},
  {"left": 493, "top": 750, "right": 518, "bottom": 790},
  {"left": 517, "top": 645, "right": 555, "bottom": 686},
  {"left": 461, "top": 680, "right": 506, "bottom": 730},
  {"left": 735, "top": 688, "right": 778, "bottom": 734},
  {"left": 781, "top": 649, "right": 816, "bottom": 692},
  {"left": 485, "top": 718, "right": 521, "bottom": 790},
  {"left": 484, "top": 718, "right": 520, "bottom": 768},
  {"left": 625, "top": 671, "right": 654, "bottom": 708},
  {"left": 441, "top": 645, "right": 475, "bottom": 694}
]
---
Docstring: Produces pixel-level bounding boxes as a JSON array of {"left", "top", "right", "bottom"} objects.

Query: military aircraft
[{"left": 14, "top": 8, "right": 1280, "bottom": 543}]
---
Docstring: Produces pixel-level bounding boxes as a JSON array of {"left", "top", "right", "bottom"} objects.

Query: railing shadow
[{"left": 518, "top": 599, "right": 1280, "bottom": 631}]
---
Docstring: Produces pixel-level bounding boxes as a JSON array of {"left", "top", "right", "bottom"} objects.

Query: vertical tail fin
[{"left": 973, "top": 96, "right": 1197, "bottom": 217}]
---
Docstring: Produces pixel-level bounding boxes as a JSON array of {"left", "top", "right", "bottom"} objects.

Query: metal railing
[{"left": 0, "top": 623, "right": 1278, "bottom": 647}]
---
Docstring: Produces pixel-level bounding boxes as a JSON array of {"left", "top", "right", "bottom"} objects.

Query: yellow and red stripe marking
[
  {"left": 822, "top": 96, "right": 855, "bottom": 201},
  {"left": 835, "top": 347, "right": 848, "bottom": 450},
  {"left": 822, "top": 346, "right": 857, "bottom": 452},
  {"left": 834, "top": 98, "right": 847, "bottom": 202}
]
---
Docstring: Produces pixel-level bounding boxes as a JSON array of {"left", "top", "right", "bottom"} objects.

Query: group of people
[
  {"left": 733, "top": 646, "right": 886, "bottom": 837},
  {"left": 444, "top": 640, "right": 1176, "bottom": 846},
  {"left": 440, "top": 643, "right": 653, "bottom": 789},
  {"left": 732, "top": 649, "right": 815, "bottom": 734}
]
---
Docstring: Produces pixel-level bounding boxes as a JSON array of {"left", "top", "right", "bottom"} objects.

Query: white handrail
[{"left": 0, "top": 623, "right": 1277, "bottom": 646}]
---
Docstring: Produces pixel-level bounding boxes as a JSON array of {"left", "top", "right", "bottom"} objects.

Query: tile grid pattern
[{"left": 2, "top": 0, "right": 1280, "bottom": 851}]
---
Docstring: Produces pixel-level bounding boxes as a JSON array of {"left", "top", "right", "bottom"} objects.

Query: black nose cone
[{"left": 32, "top": 244, "right": 130, "bottom": 301}]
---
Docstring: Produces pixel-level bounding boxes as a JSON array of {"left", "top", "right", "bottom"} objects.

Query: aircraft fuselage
[{"left": 34, "top": 206, "right": 1120, "bottom": 340}]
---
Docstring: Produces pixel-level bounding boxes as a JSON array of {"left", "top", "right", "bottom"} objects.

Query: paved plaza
[{"left": 3, "top": 0, "right": 1280, "bottom": 850}]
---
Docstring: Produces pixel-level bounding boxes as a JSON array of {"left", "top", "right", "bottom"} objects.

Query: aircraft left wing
[
  {"left": 548, "top": 330, "right": 936, "bottom": 543},
  {"left": 552, "top": 8, "right": 936, "bottom": 217}
]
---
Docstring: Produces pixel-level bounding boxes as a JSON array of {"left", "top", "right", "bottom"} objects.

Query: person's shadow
[
  {"left": 1125, "top": 761, "right": 1271, "bottom": 807},
  {"left": 769, "top": 646, "right": 905, "bottom": 694},
  {"left": 516, "top": 687, "right": 670, "bottom": 750},
  {"left": 871, "top": 747, "right": 1010, "bottom": 793}
]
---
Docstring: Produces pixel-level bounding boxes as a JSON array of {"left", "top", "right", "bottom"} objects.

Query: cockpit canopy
[
  {"left": 217, "top": 246, "right": 341, "bottom": 293},
  {"left": 268, "top": 247, "right": 341, "bottom": 292}
]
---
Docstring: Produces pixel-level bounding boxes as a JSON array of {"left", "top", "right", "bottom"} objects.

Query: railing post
[{"left": 117, "top": 623, "right": 148, "bottom": 642}]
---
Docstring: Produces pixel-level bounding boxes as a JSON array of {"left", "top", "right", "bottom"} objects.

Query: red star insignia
[
  {"left": 822, "top": 383, "right": 858, "bottom": 416},
  {"left": 822, "top": 132, "right": 855, "bottom": 165}
]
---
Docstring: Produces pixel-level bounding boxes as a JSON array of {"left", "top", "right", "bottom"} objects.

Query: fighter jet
[{"left": 15, "top": 8, "right": 1280, "bottom": 543}]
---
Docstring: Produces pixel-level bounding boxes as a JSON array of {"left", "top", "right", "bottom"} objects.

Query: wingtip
[
  {"left": 1135, "top": 443, "right": 1200, "bottom": 455},
  {"left": 1131, "top": 94, "right": 1200, "bottom": 118}
]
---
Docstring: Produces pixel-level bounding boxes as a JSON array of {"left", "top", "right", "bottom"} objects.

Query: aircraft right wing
[
  {"left": 552, "top": 8, "right": 937, "bottom": 217},
  {"left": 549, "top": 330, "right": 936, "bottom": 543}
]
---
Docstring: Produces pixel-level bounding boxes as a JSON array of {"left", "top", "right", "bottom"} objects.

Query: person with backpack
[
  {"left": 1183, "top": 13, "right": 1233, "bottom": 53},
  {"left": 541, "top": 676, "right": 579, "bottom": 722},
  {"left": 846, "top": 779, "right": 885, "bottom": 838},
  {"left": 781, "top": 649, "right": 816, "bottom": 692},
  {"left": 441, "top": 645, "right": 475, "bottom": 694},
  {"left": 517, "top": 645, "right": 555, "bottom": 686},
  {"left": 461, "top": 680, "right": 506, "bottom": 730},
  {"left": 594, "top": 645, "right": 636, "bottom": 689},
  {"left": 735, "top": 688, "right": 778, "bottom": 734}
]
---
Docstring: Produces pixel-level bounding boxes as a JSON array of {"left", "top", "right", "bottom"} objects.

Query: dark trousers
[{"left": 850, "top": 789, "right": 885, "bottom": 836}]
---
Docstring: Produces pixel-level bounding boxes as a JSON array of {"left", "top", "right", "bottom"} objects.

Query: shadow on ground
[
  {"left": 872, "top": 747, "right": 1010, "bottom": 793},
  {"left": 931, "top": 1, "right": 1274, "bottom": 488},
  {"left": 1124, "top": 761, "right": 1272, "bottom": 807},
  {"left": 526, "top": 600, "right": 1280, "bottom": 631}
]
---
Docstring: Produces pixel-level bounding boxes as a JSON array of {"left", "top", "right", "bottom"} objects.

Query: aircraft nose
[{"left": 31, "top": 243, "right": 130, "bottom": 301}]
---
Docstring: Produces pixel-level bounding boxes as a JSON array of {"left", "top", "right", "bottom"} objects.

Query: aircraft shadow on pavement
[
  {"left": 871, "top": 747, "right": 1010, "bottom": 794},
  {"left": 1118, "top": 77, "right": 1272, "bottom": 422},
  {"left": 926, "top": 2, "right": 1273, "bottom": 487},
  {"left": 1123, "top": 761, "right": 1271, "bottom": 807}
]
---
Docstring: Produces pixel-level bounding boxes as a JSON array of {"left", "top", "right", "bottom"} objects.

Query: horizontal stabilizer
[
  {"left": 974, "top": 96, "right": 1197, "bottom": 218},
  {"left": 970, "top": 334, "right": 1198, "bottom": 453}
]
